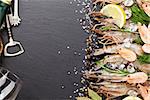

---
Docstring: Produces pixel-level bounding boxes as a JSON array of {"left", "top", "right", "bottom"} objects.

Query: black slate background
[{"left": 1, "top": 0, "right": 88, "bottom": 100}]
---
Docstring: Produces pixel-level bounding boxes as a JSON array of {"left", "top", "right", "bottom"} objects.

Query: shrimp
[
  {"left": 95, "top": 82, "right": 139, "bottom": 98},
  {"left": 85, "top": 72, "right": 148, "bottom": 84},
  {"left": 138, "top": 24, "right": 150, "bottom": 44},
  {"left": 138, "top": 84, "right": 150, "bottom": 100},
  {"left": 93, "top": 0, "right": 124, "bottom": 4},
  {"left": 93, "top": 43, "right": 143, "bottom": 56},
  {"left": 92, "top": 25, "right": 138, "bottom": 45},
  {"left": 93, "top": 44, "right": 123, "bottom": 56},
  {"left": 98, "top": 31, "right": 136, "bottom": 45}
]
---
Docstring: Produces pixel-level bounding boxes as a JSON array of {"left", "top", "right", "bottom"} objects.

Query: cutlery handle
[{"left": 4, "top": 41, "right": 24, "bottom": 57}]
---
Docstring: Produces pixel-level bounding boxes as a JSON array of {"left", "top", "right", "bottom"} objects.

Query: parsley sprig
[{"left": 131, "top": 4, "right": 150, "bottom": 25}]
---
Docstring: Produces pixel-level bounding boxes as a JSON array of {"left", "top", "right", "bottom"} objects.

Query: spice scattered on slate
[{"left": 59, "top": 0, "right": 93, "bottom": 99}]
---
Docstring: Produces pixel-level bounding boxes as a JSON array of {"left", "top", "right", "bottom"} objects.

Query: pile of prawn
[{"left": 77, "top": 0, "right": 150, "bottom": 100}]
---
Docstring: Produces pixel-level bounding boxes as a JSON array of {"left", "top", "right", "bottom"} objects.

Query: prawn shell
[
  {"left": 138, "top": 24, "right": 150, "bottom": 44},
  {"left": 127, "top": 72, "right": 148, "bottom": 84},
  {"left": 118, "top": 48, "right": 137, "bottom": 62},
  {"left": 138, "top": 84, "right": 150, "bottom": 100},
  {"left": 142, "top": 2, "right": 150, "bottom": 17},
  {"left": 142, "top": 44, "right": 150, "bottom": 53}
]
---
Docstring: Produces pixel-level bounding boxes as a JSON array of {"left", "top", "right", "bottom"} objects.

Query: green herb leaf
[
  {"left": 99, "top": 26, "right": 136, "bottom": 33},
  {"left": 96, "top": 61, "right": 129, "bottom": 75},
  {"left": 88, "top": 88, "right": 102, "bottom": 100},
  {"left": 134, "top": 35, "right": 144, "bottom": 45},
  {"left": 138, "top": 53, "right": 150, "bottom": 64},
  {"left": 95, "top": 61, "right": 101, "bottom": 65},
  {"left": 131, "top": 5, "right": 150, "bottom": 25}
]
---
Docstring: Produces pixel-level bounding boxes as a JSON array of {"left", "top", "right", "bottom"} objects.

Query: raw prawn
[
  {"left": 93, "top": 43, "right": 143, "bottom": 56},
  {"left": 138, "top": 84, "right": 150, "bottom": 100},
  {"left": 138, "top": 24, "right": 150, "bottom": 44},
  {"left": 98, "top": 31, "right": 136, "bottom": 45},
  {"left": 93, "top": 44, "right": 123, "bottom": 56},
  {"left": 85, "top": 72, "right": 148, "bottom": 84},
  {"left": 92, "top": 25, "right": 138, "bottom": 45},
  {"left": 94, "top": 82, "right": 139, "bottom": 98}
]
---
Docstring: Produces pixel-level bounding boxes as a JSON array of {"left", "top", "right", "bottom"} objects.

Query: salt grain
[
  {"left": 78, "top": 53, "right": 81, "bottom": 56},
  {"left": 61, "top": 85, "right": 65, "bottom": 89},
  {"left": 70, "top": 1, "right": 73, "bottom": 4},
  {"left": 67, "top": 46, "right": 70, "bottom": 49},
  {"left": 75, "top": 71, "right": 78, "bottom": 75},
  {"left": 73, "top": 91, "right": 76, "bottom": 94},
  {"left": 69, "top": 95, "right": 73, "bottom": 98},
  {"left": 78, "top": 93, "right": 83, "bottom": 96},
  {"left": 79, "top": 10, "right": 83, "bottom": 14},
  {"left": 82, "top": 2, "right": 86, "bottom": 6},
  {"left": 75, "top": 10, "right": 78, "bottom": 13},
  {"left": 67, "top": 71, "right": 71, "bottom": 75},
  {"left": 73, "top": 82, "right": 79, "bottom": 87},
  {"left": 58, "top": 51, "right": 61, "bottom": 54},
  {"left": 74, "top": 51, "right": 77, "bottom": 55},
  {"left": 77, "top": 4, "right": 80, "bottom": 6}
]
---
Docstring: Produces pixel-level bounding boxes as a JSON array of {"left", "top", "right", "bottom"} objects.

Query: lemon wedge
[
  {"left": 123, "top": 96, "right": 142, "bottom": 100},
  {"left": 100, "top": 4, "right": 126, "bottom": 28}
]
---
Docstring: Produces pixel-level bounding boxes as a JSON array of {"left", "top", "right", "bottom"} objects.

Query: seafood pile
[{"left": 77, "top": 0, "right": 150, "bottom": 100}]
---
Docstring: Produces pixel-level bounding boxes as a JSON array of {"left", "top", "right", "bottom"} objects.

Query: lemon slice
[
  {"left": 76, "top": 97, "right": 92, "bottom": 100},
  {"left": 100, "top": 4, "right": 126, "bottom": 28},
  {"left": 123, "top": 96, "right": 142, "bottom": 100}
]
